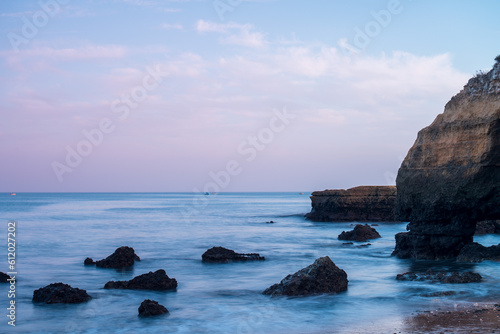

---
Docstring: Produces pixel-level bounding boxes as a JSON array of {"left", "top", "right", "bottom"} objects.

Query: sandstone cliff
[
  {"left": 393, "top": 58, "right": 500, "bottom": 259},
  {"left": 306, "top": 186, "right": 397, "bottom": 222}
]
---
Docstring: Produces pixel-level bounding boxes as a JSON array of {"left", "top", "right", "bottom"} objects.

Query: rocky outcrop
[
  {"left": 104, "top": 269, "right": 177, "bottom": 291},
  {"left": 338, "top": 224, "right": 381, "bottom": 242},
  {"left": 456, "top": 243, "right": 500, "bottom": 263},
  {"left": 394, "top": 58, "right": 500, "bottom": 260},
  {"left": 305, "top": 186, "right": 397, "bottom": 222},
  {"left": 475, "top": 220, "right": 500, "bottom": 235},
  {"left": 396, "top": 271, "right": 482, "bottom": 283},
  {"left": 202, "top": 247, "right": 265, "bottom": 263},
  {"left": 0, "top": 272, "right": 11, "bottom": 283},
  {"left": 86, "top": 246, "right": 140, "bottom": 268},
  {"left": 33, "top": 283, "right": 92, "bottom": 304},
  {"left": 138, "top": 300, "right": 169, "bottom": 317},
  {"left": 263, "top": 256, "right": 348, "bottom": 296}
]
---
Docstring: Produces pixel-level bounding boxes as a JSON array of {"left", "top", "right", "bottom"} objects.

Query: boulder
[
  {"left": 104, "top": 269, "right": 177, "bottom": 291},
  {"left": 91, "top": 246, "right": 140, "bottom": 268},
  {"left": 306, "top": 186, "right": 397, "bottom": 222},
  {"left": 84, "top": 257, "right": 95, "bottom": 265},
  {"left": 475, "top": 220, "right": 500, "bottom": 235},
  {"left": 138, "top": 299, "right": 169, "bottom": 317},
  {"left": 396, "top": 270, "right": 482, "bottom": 283},
  {"left": 0, "top": 272, "right": 11, "bottom": 283},
  {"left": 394, "top": 58, "right": 500, "bottom": 259},
  {"left": 33, "top": 283, "right": 91, "bottom": 304},
  {"left": 263, "top": 256, "right": 348, "bottom": 297},
  {"left": 338, "top": 224, "right": 381, "bottom": 242},
  {"left": 202, "top": 247, "right": 265, "bottom": 263},
  {"left": 456, "top": 242, "right": 500, "bottom": 263}
]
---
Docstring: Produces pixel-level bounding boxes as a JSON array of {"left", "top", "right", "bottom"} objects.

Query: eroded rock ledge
[
  {"left": 305, "top": 186, "right": 397, "bottom": 222},
  {"left": 393, "top": 59, "right": 500, "bottom": 260}
]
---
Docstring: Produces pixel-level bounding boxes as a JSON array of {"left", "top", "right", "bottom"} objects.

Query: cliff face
[
  {"left": 306, "top": 186, "right": 397, "bottom": 222},
  {"left": 393, "top": 60, "right": 500, "bottom": 260}
]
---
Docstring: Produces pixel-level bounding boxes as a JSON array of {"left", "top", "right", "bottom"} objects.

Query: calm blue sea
[{"left": 1, "top": 193, "right": 499, "bottom": 333}]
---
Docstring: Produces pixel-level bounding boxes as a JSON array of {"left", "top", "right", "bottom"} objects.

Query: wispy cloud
[
  {"left": 196, "top": 20, "right": 267, "bottom": 48},
  {"left": 161, "top": 23, "right": 183, "bottom": 30}
]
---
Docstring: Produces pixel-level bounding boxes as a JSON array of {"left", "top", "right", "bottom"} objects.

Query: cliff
[
  {"left": 305, "top": 186, "right": 397, "bottom": 222},
  {"left": 393, "top": 58, "right": 500, "bottom": 259}
]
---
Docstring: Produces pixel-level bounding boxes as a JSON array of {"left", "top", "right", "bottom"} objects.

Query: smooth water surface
[{"left": 1, "top": 193, "right": 499, "bottom": 333}]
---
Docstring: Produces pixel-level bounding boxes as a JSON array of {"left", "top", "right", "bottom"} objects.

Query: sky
[{"left": 0, "top": 0, "right": 499, "bottom": 192}]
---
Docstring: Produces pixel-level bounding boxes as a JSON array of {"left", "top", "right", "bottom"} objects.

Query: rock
[
  {"left": 305, "top": 186, "right": 397, "bottom": 222},
  {"left": 266, "top": 221, "right": 275, "bottom": 224},
  {"left": 475, "top": 220, "right": 500, "bottom": 235},
  {"left": 394, "top": 58, "right": 500, "bottom": 260},
  {"left": 421, "top": 291, "right": 458, "bottom": 297},
  {"left": 93, "top": 246, "right": 141, "bottom": 268},
  {"left": 456, "top": 242, "right": 500, "bottom": 263},
  {"left": 33, "top": 283, "right": 91, "bottom": 304},
  {"left": 396, "top": 270, "right": 482, "bottom": 283},
  {"left": 138, "top": 299, "right": 169, "bottom": 317},
  {"left": 338, "top": 224, "right": 381, "bottom": 242},
  {"left": 202, "top": 247, "right": 265, "bottom": 263},
  {"left": 0, "top": 272, "right": 11, "bottom": 283},
  {"left": 263, "top": 256, "right": 348, "bottom": 297},
  {"left": 84, "top": 257, "right": 95, "bottom": 265},
  {"left": 104, "top": 269, "right": 177, "bottom": 291}
]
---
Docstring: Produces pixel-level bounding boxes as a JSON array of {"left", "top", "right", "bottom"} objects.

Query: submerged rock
[
  {"left": 305, "top": 186, "right": 397, "bottom": 222},
  {"left": 90, "top": 246, "right": 140, "bottom": 268},
  {"left": 0, "top": 272, "right": 11, "bottom": 283},
  {"left": 33, "top": 283, "right": 91, "bottom": 304},
  {"left": 202, "top": 247, "right": 265, "bottom": 263},
  {"left": 421, "top": 291, "right": 458, "bottom": 297},
  {"left": 475, "top": 220, "right": 500, "bottom": 235},
  {"left": 338, "top": 224, "right": 381, "bottom": 242},
  {"left": 138, "top": 299, "right": 169, "bottom": 317},
  {"left": 396, "top": 270, "right": 482, "bottom": 283},
  {"left": 394, "top": 58, "right": 500, "bottom": 260},
  {"left": 104, "top": 269, "right": 177, "bottom": 291},
  {"left": 456, "top": 242, "right": 500, "bottom": 263},
  {"left": 263, "top": 256, "right": 348, "bottom": 297}
]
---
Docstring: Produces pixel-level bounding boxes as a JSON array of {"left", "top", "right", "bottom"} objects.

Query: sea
[{"left": 1, "top": 192, "right": 499, "bottom": 333}]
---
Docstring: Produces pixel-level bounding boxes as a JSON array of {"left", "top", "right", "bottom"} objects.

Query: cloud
[
  {"left": 196, "top": 20, "right": 267, "bottom": 48},
  {"left": 160, "top": 23, "right": 183, "bottom": 30}
]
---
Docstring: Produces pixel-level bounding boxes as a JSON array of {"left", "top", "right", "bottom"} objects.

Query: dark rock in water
[
  {"left": 393, "top": 59, "right": 500, "bottom": 260},
  {"left": 341, "top": 242, "right": 354, "bottom": 246},
  {"left": 104, "top": 269, "right": 177, "bottom": 291},
  {"left": 338, "top": 224, "right": 381, "bottom": 242},
  {"left": 475, "top": 220, "right": 500, "bottom": 235},
  {"left": 456, "top": 242, "right": 500, "bottom": 263},
  {"left": 396, "top": 270, "right": 482, "bottom": 283},
  {"left": 305, "top": 186, "right": 397, "bottom": 222},
  {"left": 202, "top": 247, "right": 265, "bottom": 263},
  {"left": 266, "top": 221, "right": 275, "bottom": 224},
  {"left": 0, "top": 272, "right": 11, "bottom": 283},
  {"left": 93, "top": 246, "right": 141, "bottom": 268},
  {"left": 422, "top": 291, "right": 458, "bottom": 297},
  {"left": 357, "top": 243, "right": 371, "bottom": 248},
  {"left": 263, "top": 256, "right": 348, "bottom": 296},
  {"left": 33, "top": 283, "right": 91, "bottom": 304},
  {"left": 84, "top": 257, "right": 95, "bottom": 265},
  {"left": 138, "top": 299, "right": 169, "bottom": 317}
]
